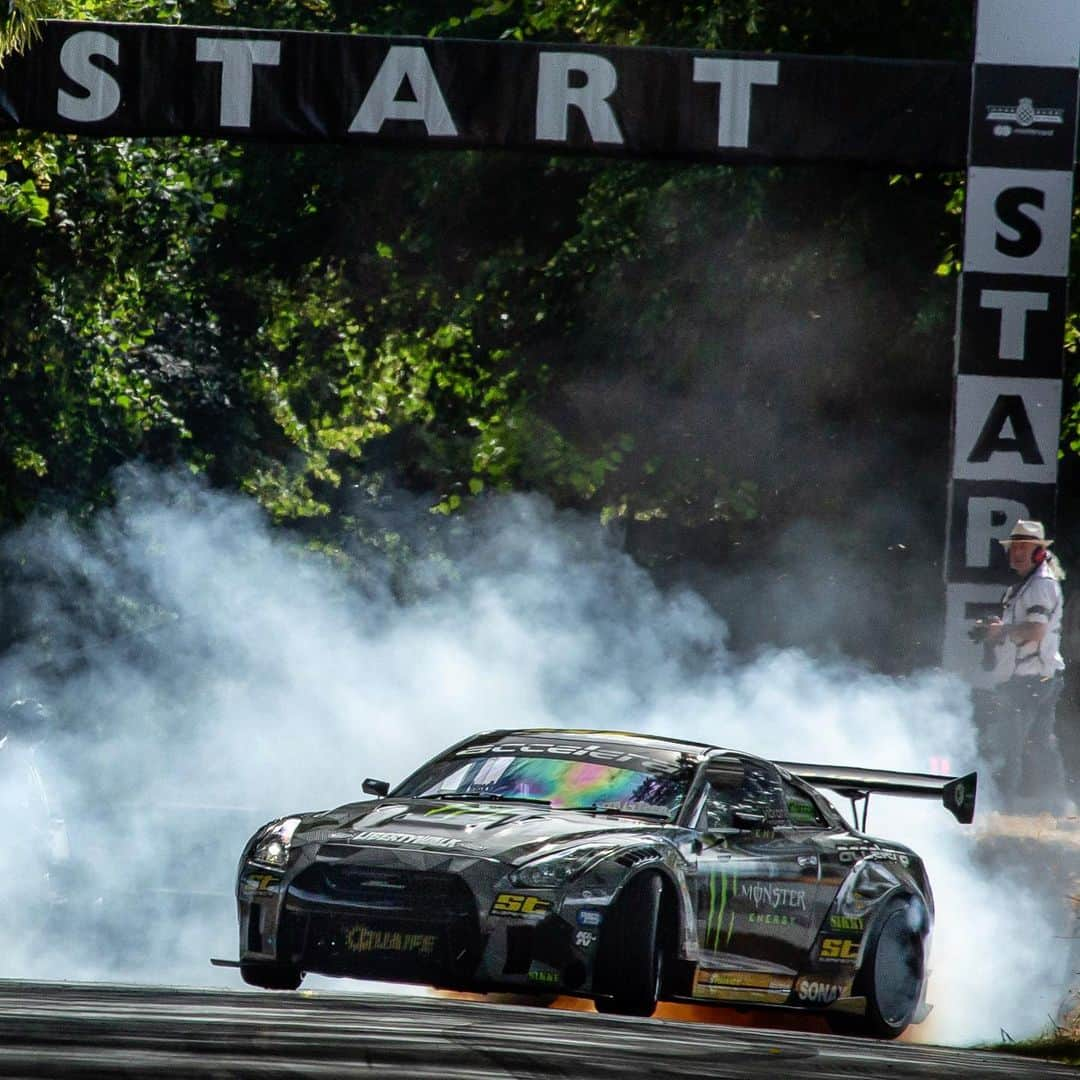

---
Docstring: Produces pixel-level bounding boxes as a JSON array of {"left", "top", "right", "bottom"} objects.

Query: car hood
[{"left": 292, "top": 797, "right": 668, "bottom": 864}]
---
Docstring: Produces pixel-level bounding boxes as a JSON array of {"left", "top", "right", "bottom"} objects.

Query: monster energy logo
[
  {"left": 738, "top": 883, "right": 807, "bottom": 910},
  {"left": 705, "top": 872, "right": 812, "bottom": 947}
]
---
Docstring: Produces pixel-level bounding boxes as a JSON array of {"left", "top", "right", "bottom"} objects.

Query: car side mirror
[
  {"left": 362, "top": 778, "right": 390, "bottom": 797},
  {"left": 731, "top": 808, "right": 768, "bottom": 830}
]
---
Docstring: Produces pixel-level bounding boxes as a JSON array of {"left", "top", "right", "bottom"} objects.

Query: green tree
[{"left": 0, "top": 0, "right": 982, "bottom": 588}]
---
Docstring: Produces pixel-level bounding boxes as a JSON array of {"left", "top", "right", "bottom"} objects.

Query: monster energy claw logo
[{"left": 706, "top": 870, "right": 736, "bottom": 951}]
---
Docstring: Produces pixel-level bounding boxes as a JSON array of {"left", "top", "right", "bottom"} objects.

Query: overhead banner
[
  {"left": 0, "top": 20, "right": 970, "bottom": 167},
  {"left": 1, "top": 12, "right": 1076, "bottom": 686},
  {"left": 943, "top": 0, "right": 1080, "bottom": 683}
]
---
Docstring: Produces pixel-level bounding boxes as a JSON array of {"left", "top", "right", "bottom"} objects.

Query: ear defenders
[{"left": 1033, "top": 547, "right": 1048, "bottom": 565}]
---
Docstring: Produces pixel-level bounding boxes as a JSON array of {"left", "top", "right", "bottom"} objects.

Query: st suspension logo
[
  {"left": 986, "top": 97, "right": 1064, "bottom": 139},
  {"left": 819, "top": 937, "right": 860, "bottom": 961},
  {"left": 242, "top": 872, "right": 279, "bottom": 897},
  {"left": 490, "top": 893, "right": 552, "bottom": 917}
]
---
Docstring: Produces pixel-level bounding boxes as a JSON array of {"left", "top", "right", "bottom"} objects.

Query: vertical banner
[{"left": 944, "top": 0, "right": 1080, "bottom": 682}]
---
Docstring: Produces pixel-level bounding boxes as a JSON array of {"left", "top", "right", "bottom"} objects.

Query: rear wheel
[
  {"left": 828, "top": 897, "right": 925, "bottom": 1039},
  {"left": 594, "top": 872, "right": 664, "bottom": 1017},
  {"left": 240, "top": 961, "right": 304, "bottom": 990}
]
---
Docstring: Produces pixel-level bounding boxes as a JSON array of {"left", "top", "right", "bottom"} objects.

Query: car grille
[
  {"left": 295, "top": 864, "right": 474, "bottom": 912},
  {"left": 283, "top": 865, "right": 481, "bottom": 982}
]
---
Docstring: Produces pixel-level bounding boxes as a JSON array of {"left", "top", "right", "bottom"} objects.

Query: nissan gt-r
[{"left": 228, "top": 728, "right": 976, "bottom": 1038}]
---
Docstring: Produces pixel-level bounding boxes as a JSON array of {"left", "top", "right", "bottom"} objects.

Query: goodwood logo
[{"left": 986, "top": 97, "right": 1065, "bottom": 138}]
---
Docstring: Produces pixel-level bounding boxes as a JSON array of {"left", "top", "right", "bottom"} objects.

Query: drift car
[{"left": 229, "top": 729, "right": 976, "bottom": 1038}]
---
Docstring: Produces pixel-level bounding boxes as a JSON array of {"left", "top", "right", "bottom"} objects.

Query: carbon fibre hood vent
[{"left": 616, "top": 846, "right": 660, "bottom": 868}]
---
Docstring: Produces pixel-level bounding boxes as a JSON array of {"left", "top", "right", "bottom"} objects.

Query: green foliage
[
  {"left": 439, "top": 0, "right": 972, "bottom": 59},
  {"left": 1, "top": 0, "right": 189, "bottom": 66},
  {"left": 982, "top": 1024, "right": 1080, "bottom": 1068},
  {"left": 0, "top": 1, "right": 47, "bottom": 65},
  {"left": 0, "top": 0, "right": 1041, "bottom": 580},
  {"left": 0, "top": 126, "right": 245, "bottom": 517}
]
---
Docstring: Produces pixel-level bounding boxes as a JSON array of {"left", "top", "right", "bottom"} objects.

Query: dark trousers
[
  {"left": 1057, "top": 667, "right": 1080, "bottom": 802},
  {"left": 978, "top": 675, "right": 1068, "bottom": 813}
]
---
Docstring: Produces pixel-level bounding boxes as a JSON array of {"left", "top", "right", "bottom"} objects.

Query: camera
[{"left": 967, "top": 619, "right": 991, "bottom": 644}]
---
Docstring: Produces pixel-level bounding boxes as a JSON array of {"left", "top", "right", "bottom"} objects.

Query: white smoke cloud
[{"left": 0, "top": 466, "right": 1070, "bottom": 1043}]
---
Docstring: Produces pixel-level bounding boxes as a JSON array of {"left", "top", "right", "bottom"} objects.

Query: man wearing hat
[{"left": 980, "top": 519, "right": 1069, "bottom": 811}]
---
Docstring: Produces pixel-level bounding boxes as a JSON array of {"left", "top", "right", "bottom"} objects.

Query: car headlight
[
  {"left": 250, "top": 817, "right": 301, "bottom": 869},
  {"left": 509, "top": 841, "right": 617, "bottom": 888}
]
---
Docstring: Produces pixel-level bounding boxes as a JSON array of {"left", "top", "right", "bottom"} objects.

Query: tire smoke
[{"left": 0, "top": 466, "right": 1069, "bottom": 1044}]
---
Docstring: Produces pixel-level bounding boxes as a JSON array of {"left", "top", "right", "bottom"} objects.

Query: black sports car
[{"left": 230, "top": 729, "right": 976, "bottom": 1038}]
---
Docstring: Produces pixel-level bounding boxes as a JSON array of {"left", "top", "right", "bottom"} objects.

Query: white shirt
[{"left": 995, "top": 560, "right": 1065, "bottom": 680}]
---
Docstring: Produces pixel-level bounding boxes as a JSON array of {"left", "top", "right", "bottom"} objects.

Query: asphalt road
[{"left": 0, "top": 981, "right": 1072, "bottom": 1079}]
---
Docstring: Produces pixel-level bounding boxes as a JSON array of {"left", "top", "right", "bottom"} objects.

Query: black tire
[
  {"left": 240, "top": 961, "right": 304, "bottom": 990},
  {"left": 828, "top": 897, "right": 925, "bottom": 1039},
  {"left": 594, "top": 872, "right": 664, "bottom": 1017}
]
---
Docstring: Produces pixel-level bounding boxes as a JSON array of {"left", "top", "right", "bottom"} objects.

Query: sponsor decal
[
  {"left": 594, "top": 801, "right": 666, "bottom": 815},
  {"left": 345, "top": 925, "right": 438, "bottom": 956},
  {"left": 986, "top": 97, "right": 1065, "bottom": 139},
  {"left": 737, "top": 883, "right": 807, "bottom": 911},
  {"left": 786, "top": 797, "right": 819, "bottom": 824},
  {"left": 950, "top": 781, "right": 969, "bottom": 811},
  {"left": 491, "top": 893, "right": 552, "bottom": 917},
  {"left": 795, "top": 976, "right": 847, "bottom": 1004},
  {"left": 828, "top": 915, "right": 864, "bottom": 932},
  {"left": 455, "top": 740, "right": 684, "bottom": 776},
  {"left": 748, "top": 912, "right": 797, "bottom": 926},
  {"left": 351, "top": 829, "right": 462, "bottom": 849},
  {"left": 692, "top": 968, "right": 793, "bottom": 1002},
  {"left": 241, "top": 872, "right": 280, "bottom": 897},
  {"left": 837, "top": 843, "right": 910, "bottom": 867},
  {"left": 704, "top": 873, "right": 808, "bottom": 940},
  {"left": 527, "top": 966, "right": 560, "bottom": 985},
  {"left": 819, "top": 937, "right": 860, "bottom": 962},
  {"left": 698, "top": 970, "right": 773, "bottom": 988},
  {"left": 576, "top": 908, "right": 603, "bottom": 928},
  {"left": 573, "top": 930, "right": 596, "bottom": 948}
]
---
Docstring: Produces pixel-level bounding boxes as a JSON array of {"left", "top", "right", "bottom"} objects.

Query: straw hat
[{"left": 998, "top": 519, "right": 1053, "bottom": 547}]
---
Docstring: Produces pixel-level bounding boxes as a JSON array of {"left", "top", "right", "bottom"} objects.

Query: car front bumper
[{"left": 237, "top": 850, "right": 610, "bottom": 993}]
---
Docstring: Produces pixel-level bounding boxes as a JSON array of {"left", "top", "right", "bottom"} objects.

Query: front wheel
[
  {"left": 829, "top": 897, "right": 925, "bottom": 1039},
  {"left": 240, "top": 961, "right": 304, "bottom": 990},
  {"left": 593, "top": 872, "right": 664, "bottom": 1017}
]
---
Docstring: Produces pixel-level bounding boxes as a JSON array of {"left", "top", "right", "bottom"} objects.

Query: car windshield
[{"left": 397, "top": 750, "right": 690, "bottom": 817}]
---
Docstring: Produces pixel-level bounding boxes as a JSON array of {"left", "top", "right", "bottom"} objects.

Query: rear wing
[{"left": 775, "top": 762, "right": 977, "bottom": 827}]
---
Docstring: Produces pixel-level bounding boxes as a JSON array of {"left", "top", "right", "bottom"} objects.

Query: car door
[{"left": 691, "top": 756, "right": 822, "bottom": 973}]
